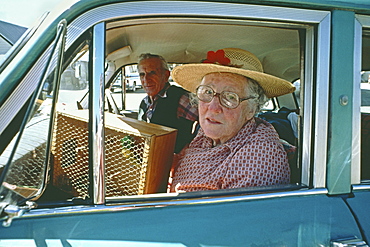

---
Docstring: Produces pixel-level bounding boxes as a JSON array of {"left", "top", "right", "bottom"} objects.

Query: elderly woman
[{"left": 170, "top": 48, "right": 295, "bottom": 192}]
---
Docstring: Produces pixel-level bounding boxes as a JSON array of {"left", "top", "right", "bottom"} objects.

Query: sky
[{"left": 0, "top": 0, "right": 64, "bottom": 27}]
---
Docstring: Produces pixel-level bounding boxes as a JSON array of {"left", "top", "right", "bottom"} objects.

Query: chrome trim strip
[
  {"left": 107, "top": 17, "right": 310, "bottom": 30},
  {"left": 90, "top": 22, "right": 106, "bottom": 204},
  {"left": 21, "top": 188, "right": 328, "bottom": 218},
  {"left": 353, "top": 184, "right": 370, "bottom": 191},
  {"left": 301, "top": 26, "right": 314, "bottom": 186},
  {"left": 356, "top": 14, "right": 370, "bottom": 27},
  {"left": 352, "top": 17, "right": 362, "bottom": 185},
  {"left": 312, "top": 13, "right": 331, "bottom": 188}
]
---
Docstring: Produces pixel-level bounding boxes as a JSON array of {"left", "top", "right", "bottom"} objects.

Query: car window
[
  {"left": 103, "top": 19, "right": 305, "bottom": 198},
  {"left": 62, "top": 20, "right": 310, "bottom": 201},
  {"left": 0, "top": 21, "right": 69, "bottom": 204}
]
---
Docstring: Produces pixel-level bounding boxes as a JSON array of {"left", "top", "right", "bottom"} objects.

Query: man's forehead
[
  {"left": 138, "top": 59, "right": 162, "bottom": 71},
  {"left": 138, "top": 67, "right": 157, "bottom": 72}
]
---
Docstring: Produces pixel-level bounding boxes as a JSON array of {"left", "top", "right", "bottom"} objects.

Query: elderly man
[
  {"left": 137, "top": 53, "right": 198, "bottom": 153},
  {"left": 170, "top": 48, "right": 295, "bottom": 192}
]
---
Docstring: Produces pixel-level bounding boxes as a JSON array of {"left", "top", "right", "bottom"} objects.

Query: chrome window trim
[
  {"left": 300, "top": 26, "right": 315, "bottom": 186},
  {"left": 353, "top": 184, "right": 370, "bottom": 191},
  {"left": 310, "top": 13, "right": 331, "bottom": 188},
  {"left": 22, "top": 188, "right": 328, "bottom": 218},
  {"left": 106, "top": 17, "right": 311, "bottom": 31},
  {"left": 356, "top": 14, "right": 370, "bottom": 27},
  {"left": 90, "top": 22, "right": 106, "bottom": 204},
  {"left": 352, "top": 17, "right": 362, "bottom": 185}
]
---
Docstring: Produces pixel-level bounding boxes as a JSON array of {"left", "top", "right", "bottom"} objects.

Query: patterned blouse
[{"left": 171, "top": 117, "right": 290, "bottom": 192}]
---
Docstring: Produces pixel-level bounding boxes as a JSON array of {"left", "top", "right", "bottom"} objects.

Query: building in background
[{"left": 0, "top": 20, "right": 27, "bottom": 60}]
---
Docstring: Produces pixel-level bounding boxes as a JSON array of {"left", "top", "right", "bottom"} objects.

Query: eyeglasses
[{"left": 196, "top": 85, "right": 256, "bottom": 109}]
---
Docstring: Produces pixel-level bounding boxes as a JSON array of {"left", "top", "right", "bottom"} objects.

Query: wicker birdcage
[{"left": 52, "top": 110, "right": 177, "bottom": 198}]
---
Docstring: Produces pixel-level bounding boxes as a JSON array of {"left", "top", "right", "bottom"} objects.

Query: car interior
[{"left": 46, "top": 18, "right": 303, "bottom": 202}]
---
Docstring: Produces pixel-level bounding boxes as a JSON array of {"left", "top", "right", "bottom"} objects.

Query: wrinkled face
[
  {"left": 138, "top": 58, "right": 170, "bottom": 97},
  {"left": 199, "top": 73, "right": 256, "bottom": 145}
]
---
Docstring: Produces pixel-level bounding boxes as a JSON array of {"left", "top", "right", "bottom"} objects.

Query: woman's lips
[{"left": 206, "top": 117, "right": 222, "bottom": 124}]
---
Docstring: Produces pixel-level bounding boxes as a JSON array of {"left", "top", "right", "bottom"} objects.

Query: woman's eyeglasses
[{"left": 196, "top": 85, "right": 256, "bottom": 109}]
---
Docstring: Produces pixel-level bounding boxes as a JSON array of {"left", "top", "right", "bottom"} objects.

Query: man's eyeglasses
[{"left": 196, "top": 85, "right": 256, "bottom": 109}]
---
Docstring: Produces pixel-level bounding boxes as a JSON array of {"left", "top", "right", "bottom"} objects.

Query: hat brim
[{"left": 171, "top": 63, "right": 295, "bottom": 98}]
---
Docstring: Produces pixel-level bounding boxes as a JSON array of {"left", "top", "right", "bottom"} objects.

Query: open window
[{"left": 0, "top": 2, "right": 333, "bottom": 208}]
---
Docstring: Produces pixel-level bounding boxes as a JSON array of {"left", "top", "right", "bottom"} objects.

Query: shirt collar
[
  {"left": 158, "top": 82, "right": 171, "bottom": 98},
  {"left": 145, "top": 82, "right": 171, "bottom": 105},
  {"left": 200, "top": 118, "right": 257, "bottom": 149}
]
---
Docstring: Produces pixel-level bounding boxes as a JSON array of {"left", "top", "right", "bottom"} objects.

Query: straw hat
[{"left": 171, "top": 48, "right": 295, "bottom": 98}]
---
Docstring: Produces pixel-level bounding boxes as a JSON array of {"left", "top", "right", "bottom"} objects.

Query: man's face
[{"left": 138, "top": 58, "right": 170, "bottom": 97}]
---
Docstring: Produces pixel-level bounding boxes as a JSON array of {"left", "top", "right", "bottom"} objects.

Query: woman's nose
[{"left": 207, "top": 95, "right": 223, "bottom": 112}]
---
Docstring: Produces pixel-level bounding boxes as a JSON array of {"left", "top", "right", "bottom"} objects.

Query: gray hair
[
  {"left": 246, "top": 77, "right": 268, "bottom": 114},
  {"left": 138, "top": 53, "right": 169, "bottom": 71},
  {"left": 189, "top": 76, "right": 268, "bottom": 115}
]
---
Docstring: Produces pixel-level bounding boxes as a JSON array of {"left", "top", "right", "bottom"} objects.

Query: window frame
[{"left": 66, "top": 1, "right": 332, "bottom": 200}]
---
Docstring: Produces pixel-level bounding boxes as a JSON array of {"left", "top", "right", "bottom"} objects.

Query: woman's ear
[{"left": 244, "top": 104, "right": 256, "bottom": 121}]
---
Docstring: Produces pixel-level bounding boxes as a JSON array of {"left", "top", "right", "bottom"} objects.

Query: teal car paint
[{"left": 0, "top": 0, "right": 370, "bottom": 246}]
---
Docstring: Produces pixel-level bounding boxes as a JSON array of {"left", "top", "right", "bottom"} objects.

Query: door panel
[
  {"left": 346, "top": 189, "right": 370, "bottom": 242},
  {"left": 0, "top": 193, "right": 363, "bottom": 246}
]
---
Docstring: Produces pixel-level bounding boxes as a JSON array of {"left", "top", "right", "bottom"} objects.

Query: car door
[{"left": 0, "top": 1, "right": 368, "bottom": 246}]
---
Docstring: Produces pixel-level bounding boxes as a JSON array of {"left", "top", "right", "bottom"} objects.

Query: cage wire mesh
[
  {"left": 3, "top": 143, "right": 46, "bottom": 198},
  {"left": 52, "top": 112, "right": 150, "bottom": 198},
  {"left": 0, "top": 116, "right": 51, "bottom": 199}
]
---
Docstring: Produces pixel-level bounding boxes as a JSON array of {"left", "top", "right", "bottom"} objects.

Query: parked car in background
[
  {"left": 125, "top": 72, "right": 141, "bottom": 92},
  {"left": 110, "top": 68, "right": 141, "bottom": 92},
  {"left": 0, "top": 0, "right": 370, "bottom": 246}
]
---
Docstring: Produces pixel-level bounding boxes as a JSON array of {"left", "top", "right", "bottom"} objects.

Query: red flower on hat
[{"left": 202, "top": 49, "right": 231, "bottom": 66}]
